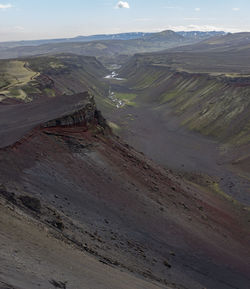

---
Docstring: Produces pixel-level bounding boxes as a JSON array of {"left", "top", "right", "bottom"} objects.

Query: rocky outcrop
[
  {"left": 1, "top": 113, "right": 249, "bottom": 289},
  {"left": 0, "top": 91, "right": 109, "bottom": 148},
  {"left": 43, "top": 94, "right": 97, "bottom": 128},
  {"left": 42, "top": 93, "right": 110, "bottom": 133}
]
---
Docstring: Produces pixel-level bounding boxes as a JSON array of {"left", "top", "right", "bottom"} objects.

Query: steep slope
[
  {"left": 120, "top": 55, "right": 250, "bottom": 145},
  {"left": 27, "top": 54, "right": 109, "bottom": 104},
  {"left": 0, "top": 92, "right": 100, "bottom": 148},
  {"left": 91, "top": 48, "right": 250, "bottom": 204},
  {"left": 0, "top": 201, "right": 165, "bottom": 289},
  {"left": 0, "top": 54, "right": 110, "bottom": 109},
  {"left": 0, "top": 92, "right": 249, "bottom": 289}
]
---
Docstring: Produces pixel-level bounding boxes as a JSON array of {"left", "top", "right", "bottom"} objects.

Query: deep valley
[{"left": 0, "top": 29, "right": 249, "bottom": 289}]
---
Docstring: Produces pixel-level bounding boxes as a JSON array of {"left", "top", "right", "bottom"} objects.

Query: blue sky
[{"left": 0, "top": 0, "right": 250, "bottom": 41}]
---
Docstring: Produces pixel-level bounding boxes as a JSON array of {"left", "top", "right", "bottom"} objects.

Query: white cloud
[
  {"left": 195, "top": 8, "right": 201, "bottom": 12},
  {"left": 116, "top": 1, "right": 130, "bottom": 9},
  {"left": 232, "top": 8, "right": 240, "bottom": 11},
  {"left": 0, "top": 3, "right": 13, "bottom": 10}
]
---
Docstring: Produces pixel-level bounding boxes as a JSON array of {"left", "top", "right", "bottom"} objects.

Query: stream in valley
[{"left": 104, "top": 70, "right": 126, "bottom": 108}]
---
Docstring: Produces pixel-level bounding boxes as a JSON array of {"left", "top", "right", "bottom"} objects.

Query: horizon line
[{"left": 0, "top": 28, "right": 246, "bottom": 44}]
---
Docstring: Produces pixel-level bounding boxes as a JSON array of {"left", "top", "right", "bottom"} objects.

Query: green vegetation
[
  {"left": 231, "top": 120, "right": 250, "bottom": 145},
  {"left": 0, "top": 77, "right": 10, "bottom": 89},
  {"left": 134, "top": 69, "right": 165, "bottom": 89},
  {"left": 0, "top": 60, "right": 39, "bottom": 102},
  {"left": 117, "top": 53, "right": 250, "bottom": 187},
  {"left": 49, "top": 62, "right": 65, "bottom": 69},
  {"left": 107, "top": 121, "right": 121, "bottom": 134},
  {"left": 0, "top": 55, "right": 110, "bottom": 109},
  {"left": 23, "top": 85, "right": 42, "bottom": 96},
  {"left": 28, "top": 57, "right": 70, "bottom": 74},
  {"left": 122, "top": 58, "right": 250, "bottom": 146},
  {"left": 44, "top": 88, "right": 56, "bottom": 97},
  {"left": 211, "top": 182, "right": 235, "bottom": 202},
  {"left": 161, "top": 90, "right": 181, "bottom": 103},
  {"left": 187, "top": 174, "right": 243, "bottom": 208},
  {"left": 209, "top": 181, "right": 250, "bottom": 211},
  {"left": 115, "top": 92, "right": 137, "bottom": 106}
]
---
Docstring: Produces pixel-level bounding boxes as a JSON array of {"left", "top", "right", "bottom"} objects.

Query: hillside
[
  {"left": 120, "top": 52, "right": 250, "bottom": 146},
  {"left": 0, "top": 91, "right": 249, "bottom": 289},
  {"left": 0, "top": 54, "right": 111, "bottom": 110},
  {"left": 0, "top": 30, "right": 192, "bottom": 64},
  {"left": 90, "top": 40, "right": 250, "bottom": 204},
  {"left": 0, "top": 30, "right": 225, "bottom": 50},
  {"left": 119, "top": 34, "right": 250, "bottom": 147},
  {"left": 0, "top": 32, "right": 153, "bottom": 48},
  {"left": 172, "top": 32, "right": 250, "bottom": 53},
  {"left": 177, "top": 31, "right": 226, "bottom": 41},
  {"left": 1, "top": 33, "right": 250, "bottom": 288}
]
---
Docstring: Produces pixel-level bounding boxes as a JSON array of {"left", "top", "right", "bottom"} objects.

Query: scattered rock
[
  {"left": 0, "top": 186, "right": 16, "bottom": 204},
  {"left": 50, "top": 280, "right": 67, "bottom": 289},
  {"left": 181, "top": 203, "right": 189, "bottom": 210},
  {"left": 127, "top": 153, "right": 133, "bottom": 158},
  {"left": 51, "top": 220, "right": 64, "bottom": 231},
  {"left": 152, "top": 185, "right": 159, "bottom": 192},
  {"left": 163, "top": 260, "right": 172, "bottom": 268},
  {"left": 0, "top": 281, "right": 18, "bottom": 289},
  {"left": 19, "top": 195, "right": 41, "bottom": 213}
]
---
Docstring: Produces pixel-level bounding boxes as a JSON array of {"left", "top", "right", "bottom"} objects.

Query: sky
[{"left": 0, "top": 0, "right": 250, "bottom": 41}]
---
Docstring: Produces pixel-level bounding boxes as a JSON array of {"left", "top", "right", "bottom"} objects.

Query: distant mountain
[
  {"left": 0, "top": 30, "right": 225, "bottom": 49},
  {"left": 0, "top": 30, "right": 188, "bottom": 62},
  {"left": 74, "top": 32, "right": 153, "bottom": 42},
  {"left": 176, "top": 31, "right": 226, "bottom": 41},
  {"left": 146, "top": 30, "right": 184, "bottom": 42},
  {"left": 0, "top": 30, "right": 235, "bottom": 63},
  {"left": 0, "top": 32, "right": 154, "bottom": 49},
  {"left": 173, "top": 32, "right": 250, "bottom": 53}
]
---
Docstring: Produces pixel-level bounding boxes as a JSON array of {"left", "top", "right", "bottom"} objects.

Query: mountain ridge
[
  {"left": 0, "top": 89, "right": 249, "bottom": 289},
  {"left": 0, "top": 30, "right": 227, "bottom": 63},
  {"left": 1, "top": 29, "right": 250, "bottom": 289},
  {"left": 0, "top": 30, "right": 225, "bottom": 48}
]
